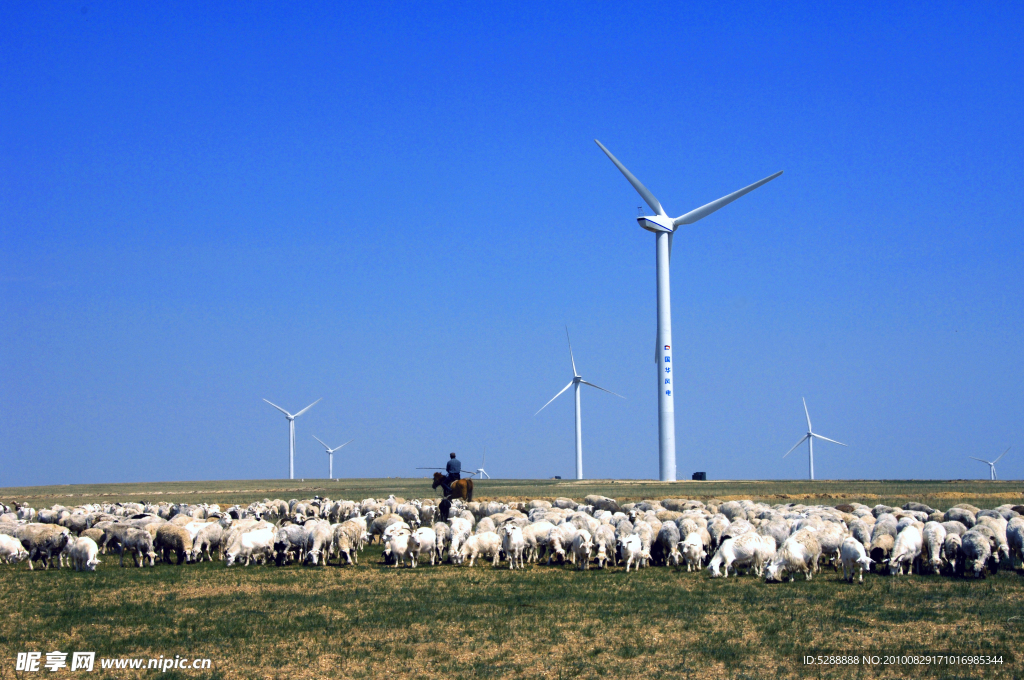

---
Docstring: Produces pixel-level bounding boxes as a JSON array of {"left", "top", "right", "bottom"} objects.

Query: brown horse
[{"left": 432, "top": 472, "right": 473, "bottom": 501}]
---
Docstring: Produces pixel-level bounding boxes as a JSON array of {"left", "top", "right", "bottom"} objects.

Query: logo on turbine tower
[{"left": 664, "top": 345, "right": 670, "bottom": 350}]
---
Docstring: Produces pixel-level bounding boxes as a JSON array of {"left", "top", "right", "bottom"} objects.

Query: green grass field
[{"left": 1, "top": 478, "right": 1022, "bottom": 679}]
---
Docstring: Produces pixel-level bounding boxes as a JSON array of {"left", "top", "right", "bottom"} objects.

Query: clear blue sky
[{"left": 2, "top": 2, "right": 1022, "bottom": 486}]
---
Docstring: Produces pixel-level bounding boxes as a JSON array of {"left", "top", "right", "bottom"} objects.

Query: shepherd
[{"left": 433, "top": 452, "right": 473, "bottom": 501}]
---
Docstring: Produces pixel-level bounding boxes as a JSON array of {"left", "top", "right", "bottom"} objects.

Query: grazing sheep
[
  {"left": 652, "top": 522, "right": 682, "bottom": 566},
  {"left": 458, "top": 531, "right": 502, "bottom": 567},
  {"left": 0, "top": 535, "right": 29, "bottom": 564},
  {"left": 1006, "top": 517, "right": 1024, "bottom": 568},
  {"left": 15, "top": 524, "right": 71, "bottom": 570},
  {"left": 155, "top": 524, "right": 193, "bottom": 565},
  {"left": 868, "top": 534, "right": 895, "bottom": 572},
  {"left": 942, "top": 533, "right": 964, "bottom": 575},
  {"left": 501, "top": 525, "right": 526, "bottom": 570},
  {"left": 944, "top": 507, "right": 976, "bottom": 529},
  {"left": 303, "top": 522, "right": 334, "bottom": 566},
  {"left": 224, "top": 527, "right": 274, "bottom": 567},
  {"left": 941, "top": 521, "right": 968, "bottom": 538},
  {"left": 120, "top": 528, "right": 157, "bottom": 567},
  {"left": 191, "top": 522, "right": 226, "bottom": 563},
  {"left": 681, "top": 532, "right": 706, "bottom": 571},
  {"left": 961, "top": 530, "right": 992, "bottom": 578},
  {"left": 765, "top": 530, "right": 822, "bottom": 582},
  {"left": 889, "top": 525, "right": 923, "bottom": 575},
  {"left": 68, "top": 536, "right": 101, "bottom": 572},
  {"left": 620, "top": 533, "right": 643, "bottom": 573},
  {"left": 522, "top": 521, "right": 556, "bottom": 563},
  {"left": 413, "top": 527, "right": 437, "bottom": 567},
  {"left": 593, "top": 524, "right": 616, "bottom": 568},
  {"left": 840, "top": 537, "right": 873, "bottom": 583},
  {"left": 921, "top": 522, "right": 947, "bottom": 574},
  {"left": 709, "top": 533, "right": 774, "bottom": 578},
  {"left": 571, "top": 530, "right": 593, "bottom": 571}
]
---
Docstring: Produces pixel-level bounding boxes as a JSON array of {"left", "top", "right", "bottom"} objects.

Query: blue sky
[{"left": 2, "top": 2, "right": 1022, "bottom": 486}]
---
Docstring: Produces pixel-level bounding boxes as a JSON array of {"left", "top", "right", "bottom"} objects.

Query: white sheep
[
  {"left": 961, "top": 530, "right": 992, "bottom": 578},
  {"left": 412, "top": 527, "right": 436, "bottom": 567},
  {"left": 765, "top": 529, "right": 822, "bottom": 582},
  {"left": 0, "top": 534, "right": 29, "bottom": 564},
  {"left": 69, "top": 536, "right": 101, "bottom": 572},
  {"left": 458, "top": 531, "right": 502, "bottom": 567},
  {"left": 921, "top": 522, "right": 947, "bottom": 575},
  {"left": 571, "top": 530, "right": 593, "bottom": 570},
  {"left": 889, "top": 525, "right": 923, "bottom": 576},
  {"left": 681, "top": 532, "right": 706, "bottom": 572},
  {"left": 839, "top": 537, "right": 873, "bottom": 583},
  {"left": 708, "top": 533, "right": 774, "bottom": 578},
  {"left": 593, "top": 525, "right": 616, "bottom": 568},
  {"left": 620, "top": 533, "right": 643, "bottom": 573},
  {"left": 1007, "top": 517, "right": 1024, "bottom": 568},
  {"left": 501, "top": 524, "right": 526, "bottom": 570}
]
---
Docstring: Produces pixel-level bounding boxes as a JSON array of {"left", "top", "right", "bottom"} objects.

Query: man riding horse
[
  {"left": 432, "top": 452, "right": 473, "bottom": 506},
  {"left": 441, "top": 452, "right": 461, "bottom": 497}
]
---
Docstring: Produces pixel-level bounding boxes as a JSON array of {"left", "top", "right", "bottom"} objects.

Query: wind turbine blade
[
  {"left": 579, "top": 380, "right": 625, "bottom": 399},
  {"left": 783, "top": 435, "right": 809, "bottom": 458},
  {"left": 811, "top": 433, "right": 847, "bottom": 447},
  {"left": 293, "top": 398, "right": 321, "bottom": 418},
  {"left": 335, "top": 439, "right": 354, "bottom": 451},
  {"left": 968, "top": 457, "right": 990, "bottom": 464},
  {"left": 535, "top": 381, "right": 575, "bottom": 416},
  {"left": 672, "top": 171, "right": 783, "bottom": 227},
  {"left": 594, "top": 140, "right": 667, "bottom": 217},
  {"left": 803, "top": 397, "right": 812, "bottom": 432},
  {"left": 994, "top": 446, "right": 1011, "bottom": 463},
  {"left": 312, "top": 434, "right": 330, "bottom": 450},
  {"left": 565, "top": 326, "right": 578, "bottom": 377},
  {"left": 263, "top": 399, "right": 292, "bottom": 417}
]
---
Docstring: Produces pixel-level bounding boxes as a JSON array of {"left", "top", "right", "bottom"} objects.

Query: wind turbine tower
[
  {"left": 263, "top": 398, "right": 320, "bottom": 479},
  {"left": 313, "top": 435, "right": 353, "bottom": 480},
  {"left": 596, "top": 140, "right": 782, "bottom": 481},
  {"left": 475, "top": 447, "right": 491, "bottom": 480},
  {"left": 969, "top": 447, "right": 1010, "bottom": 481},
  {"left": 536, "top": 327, "right": 623, "bottom": 480},
  {"left": 783, "top": 398, "right": 847, "bottom": 480}
]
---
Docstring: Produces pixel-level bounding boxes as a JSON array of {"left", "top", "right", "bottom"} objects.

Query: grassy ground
[
  {"left": 1, "top": 478, "right": 1022, "bottom": 679},
  {"left": 0, "top": 546, "right": 1021, "bottom": 680},
  {"left": 2, "top": 478, "right": 1022, "bottom": 511}
]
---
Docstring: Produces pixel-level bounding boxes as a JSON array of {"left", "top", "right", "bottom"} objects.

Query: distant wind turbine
[
  {"left": 783, "top": 398, "right": 846, "bottom": 480},
  {"left": 312, "top": 435, "right": 353, "bottom": 480},
  {"left": 475, "top": 447, "right": 490, "bottom": 480},
  {"left": 969, "top": 447, "right": 1010, "bottom": 481},
  {"left": 263, "top": 398, "right": 320, "bottom": 480},
  {"left": 596, "top": 140, "right": 782, "bottom": 481},
  {"left": 535, "top": 327, "right": 624, "bottom": 480}
]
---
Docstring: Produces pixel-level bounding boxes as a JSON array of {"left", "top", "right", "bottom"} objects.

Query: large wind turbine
[
  {"left": 783, "top": 398, "right": 846, "bottom": 480},
  {"left": 535, "top": 327, "right": 624, "bottom": 480},
  {"left": 596, "top": 140, "right": 782, "bottom": 481},
  {"left": 263, "top": 398, "right": 320, "bottom": 479},
  {"left": 969, "top": 447, "right": 1010, "bottom": 481},
  {"left": 312, "top": 435, "right": 353, "bottom": 480}
]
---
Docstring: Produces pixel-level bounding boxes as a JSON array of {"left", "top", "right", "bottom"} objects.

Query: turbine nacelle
[{"left": 637, "top": 214, "right": 675, "bottom": 234}]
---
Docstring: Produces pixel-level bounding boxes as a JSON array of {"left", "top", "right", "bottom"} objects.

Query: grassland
[
  {"left": 1, "top": 478, "right": 1022, "bottom": 679},
  {"left": 2, "top": 477, "right": 1022, "bottom": 511}
]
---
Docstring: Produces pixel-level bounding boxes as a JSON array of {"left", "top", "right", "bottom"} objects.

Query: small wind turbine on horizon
[
  {"left": 596, "top": 140, "right": 782, "bottom": 481},
  {"left": 263, "top": 398, "right": 320, "bottom": 480},
  {"left": 783, "top": 398, "right": 847, "bottom": 480},
  {"left": 475, "top": 447, "right": 490, "bottom": 480},
  {"left": 535, "top": 327, "right": 624, "bottom": 480},
  {"left": 969, "top": 447, "right": 1010, "bottom": 481},
  {"left": 313, "top": 435, "right": 353, "bottom": 480}
]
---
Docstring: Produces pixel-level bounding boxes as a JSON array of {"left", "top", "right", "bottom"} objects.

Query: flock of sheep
[{"left": 1, "top": 495, "right": 1023, "bottom": 583}]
